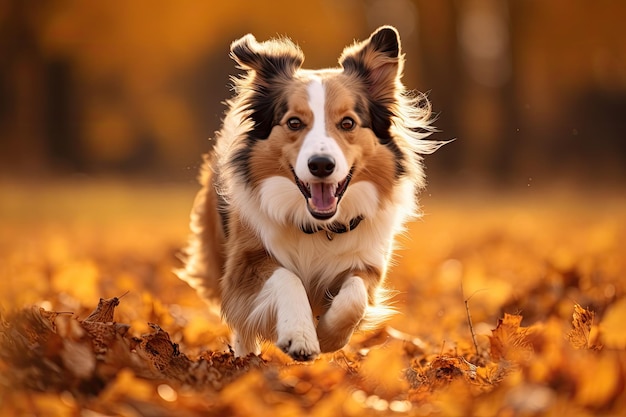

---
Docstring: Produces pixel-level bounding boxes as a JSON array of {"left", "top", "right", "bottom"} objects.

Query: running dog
[{"left": 179, "top": 26, "right": 442, "bottom": 361}]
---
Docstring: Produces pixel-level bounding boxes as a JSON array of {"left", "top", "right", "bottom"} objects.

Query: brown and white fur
[{"left": 179, "top": 26, "right": 442, "bottom": 361}]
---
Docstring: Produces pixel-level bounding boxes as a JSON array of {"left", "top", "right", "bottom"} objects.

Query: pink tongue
[{"left": 309, "top": 183, "right": 337, "bottom": 212}]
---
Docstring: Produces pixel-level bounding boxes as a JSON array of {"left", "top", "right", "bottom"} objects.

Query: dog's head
[{"left": 225, "top": 26, "right": 438, "bottom": 232}]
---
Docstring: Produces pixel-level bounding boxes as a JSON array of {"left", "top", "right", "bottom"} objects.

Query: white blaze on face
[
  {"left": 294, "top": 78, "right": 349, "bottom": 184},
  {"left": 292, "top": 78, "right": 352, "bottom": 219}
]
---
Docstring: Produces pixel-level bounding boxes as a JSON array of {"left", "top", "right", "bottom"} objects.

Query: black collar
[{"left": 300, "top": 215, "right": 364, "bottom": 239}]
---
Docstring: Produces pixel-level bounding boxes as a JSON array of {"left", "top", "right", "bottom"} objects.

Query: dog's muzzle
[{"left": 293, "top": 167, "right": 353, "bottom": 220}]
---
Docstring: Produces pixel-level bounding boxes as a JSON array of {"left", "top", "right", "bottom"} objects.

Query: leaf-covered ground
[{"left": 1, "top": 179, "right": 625, "bottom": 416}]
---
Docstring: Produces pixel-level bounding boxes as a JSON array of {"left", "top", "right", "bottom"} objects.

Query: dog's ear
[
  {"left": 229, "top": 35, "right": 304, "bottom": 139},
  {"left": 339, "top": 26, "right": 403, "bottom": 101},
  {"left": 230, "top": 34, "right": 304, "bottom": 80}
]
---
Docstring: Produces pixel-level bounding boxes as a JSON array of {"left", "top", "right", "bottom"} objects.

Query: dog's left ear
[{"left": 339, "top": 26, "right": 403, "bottom": 101}]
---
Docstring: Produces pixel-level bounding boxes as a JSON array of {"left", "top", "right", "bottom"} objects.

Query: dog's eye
[
  {"left": 286, "top": 117, "right": 303, "bottom": 131},
  {"left": 339, "top": 117, "right": 356, "bottom": 131}
]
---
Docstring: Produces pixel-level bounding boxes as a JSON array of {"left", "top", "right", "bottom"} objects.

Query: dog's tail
[{"left": 176, "top": 157, "right": 225, "bottom": 303}]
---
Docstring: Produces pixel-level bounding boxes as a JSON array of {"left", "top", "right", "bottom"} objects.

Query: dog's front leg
[
  {"left": 317, "top": 275, "right": 368, "bottom": 352},
  {"left": 252, "top": 267, "right": 320, "bottom": 361}
]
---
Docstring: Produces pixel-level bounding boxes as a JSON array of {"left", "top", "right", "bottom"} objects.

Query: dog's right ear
[{"left": 230, "top": 34, "right": 304, "bottom": 80}]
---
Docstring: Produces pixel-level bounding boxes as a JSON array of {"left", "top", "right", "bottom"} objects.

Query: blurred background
[{"left": 1, "top": 0, "right": 625, "bottom": 188}]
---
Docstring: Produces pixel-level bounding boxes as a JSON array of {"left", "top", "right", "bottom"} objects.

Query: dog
[{"left": 179, "top": 26, "right": 443, "bottom": 361}]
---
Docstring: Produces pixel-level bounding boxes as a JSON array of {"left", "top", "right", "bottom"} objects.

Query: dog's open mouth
[{"left": 294, "top": 169, "right": 353, "bottom": 220}]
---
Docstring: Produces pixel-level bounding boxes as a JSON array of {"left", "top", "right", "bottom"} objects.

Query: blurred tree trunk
[{"left": 0, "top": 1, "right": 48, "bottom": 173}]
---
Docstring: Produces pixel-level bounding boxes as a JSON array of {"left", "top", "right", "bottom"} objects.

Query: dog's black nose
[{"left": 308, "top": 155, "right": 335, "bottom": 178}]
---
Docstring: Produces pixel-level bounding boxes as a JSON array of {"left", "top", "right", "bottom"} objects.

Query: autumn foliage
[{"left": 1, "top": 181, "right": 625, "bottom": 416}]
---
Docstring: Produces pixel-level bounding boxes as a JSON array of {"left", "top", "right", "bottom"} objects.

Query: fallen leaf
[
  {"left": 489, "top": 314, "right": 537, "bottom": 363},
  {"left": 567, "top": 304, "right": 601, "bottom": 350},
  {"left": 134, "top": 322, "right": 179, "bottom": 373},
  {"left": 83, "top": 293, "right": 126, "bottom": 323}
]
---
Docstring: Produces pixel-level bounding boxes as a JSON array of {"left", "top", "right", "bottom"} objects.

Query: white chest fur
[{"left": 233, "top": 175, "right": 417, "bottom": 292}]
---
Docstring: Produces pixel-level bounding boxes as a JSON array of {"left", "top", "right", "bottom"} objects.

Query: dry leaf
[
  {"left": 83, "top": 295, "right": 124, "bottom": 323},
  {"left": 567, "top": 304, "right": 601, "bottom": 350},
  {"left": 489, "top": 314, "right": 537, "bottom": 362},
  {"left": 430, "top": 356, "right": 475, "bottom": 382},
  {"left": 133, "top": 322, "right": 179, "bottom": 373},
  {"left": 406, "top": 354, "right": 485, "bottom": 395}
]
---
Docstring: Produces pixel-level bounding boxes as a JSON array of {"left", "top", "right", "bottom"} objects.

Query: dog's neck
[{"left": 300, "top": 215, "right": 364, "bottom": 240}]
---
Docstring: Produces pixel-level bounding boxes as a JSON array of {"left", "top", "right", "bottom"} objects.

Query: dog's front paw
[{"left": 277, "top": 332, "right": 321, "bottom": 361}]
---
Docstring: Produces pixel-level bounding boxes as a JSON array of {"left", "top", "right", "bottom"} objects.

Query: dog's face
[{"left": 227, "top": 27, "right": 426, "bottom": 230}]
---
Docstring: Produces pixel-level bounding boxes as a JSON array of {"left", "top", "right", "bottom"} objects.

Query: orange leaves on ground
[
  {"left": 2, "top": 184, "right": 626, "bottom": 416},
  {"left": 0, "top": 297, "right": 263, "bottom": 409},
  {"left": 3, "top": 291, "right": 626, "bottom": 416}
]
